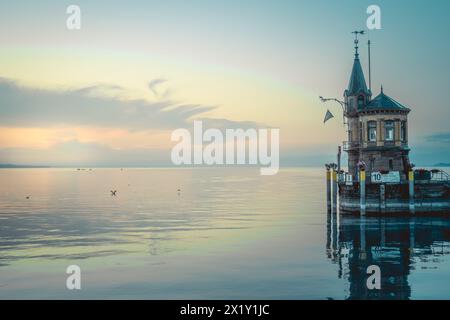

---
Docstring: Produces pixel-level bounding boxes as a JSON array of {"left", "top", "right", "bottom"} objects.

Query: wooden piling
[
  {"left": 360, "top": 169, "right": 366, "bottom": 216},
  {"left": 409, "top": 170, "right": 415, "bottom": 214},
  {"left": 332, "top": 169, "right": 338, "bottom": 213},
  {"left": 337, "top": 146, "right": 341, "bottom": 172},
  {"left": 380, "top": 184, "right": 386, "bottom": 212},
  {"left": 326, "top": 167, "right": 331, "bottom": 213},
  {"left": 409, "top": 219, "right": 415, "bottom": 250},
  {"left": 359, "top": 215, "right": 367, "bottom": 260}
]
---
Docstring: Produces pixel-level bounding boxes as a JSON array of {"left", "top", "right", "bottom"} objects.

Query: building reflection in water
[{"left": 326, "top": 211, "right": 450, "bottom": 299}]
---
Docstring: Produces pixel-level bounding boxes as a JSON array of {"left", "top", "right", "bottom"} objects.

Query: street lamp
[{"left": 319, "top": 96, "right": 348, "bottom": 125}]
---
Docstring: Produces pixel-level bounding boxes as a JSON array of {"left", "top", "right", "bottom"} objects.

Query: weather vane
[{"left": 351, "top": 30, "right": 365, "bottom": 56}]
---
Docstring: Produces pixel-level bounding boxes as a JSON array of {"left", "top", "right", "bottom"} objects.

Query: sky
[{"left": 0, "top": 0, "right": 449, "bottom": 166}]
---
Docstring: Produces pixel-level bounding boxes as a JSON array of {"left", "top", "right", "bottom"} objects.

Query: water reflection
[
  {"left": 1, "top": 168, "right": 449, "bottom": 299},
  {"left": 327, "top": 212, "right": 450, "bottom": 299}
]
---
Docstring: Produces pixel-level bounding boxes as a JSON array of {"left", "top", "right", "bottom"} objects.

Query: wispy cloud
[
  {"left": 0, "top": 77, "right": 268, "bottom": 165},
  {"left": 0, "top": 78, "right": 214, "bottom": 130},
  {"left": 197, "top": 117, "right": 265, "bottom": 130},
  {"left": 0, "top": 140, "right": 171, "bottom": 167},
  {"left": 148, "top": 78, "right": 167, "bottom": 97}
]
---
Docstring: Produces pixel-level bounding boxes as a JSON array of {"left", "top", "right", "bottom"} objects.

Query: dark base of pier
[{"left": 339, "top": 181, "right": 450, "bottom": 215}]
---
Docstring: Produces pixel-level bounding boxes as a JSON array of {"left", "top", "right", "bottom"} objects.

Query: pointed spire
[
  {"left": 381, "top": 85, "right": 383, "bottom": 94},
  {"left": 347, "top": 31, "right": 370, "bottom": 96},
  {"left": 347, "top": 55, "right": 369, "bottom": 95}
]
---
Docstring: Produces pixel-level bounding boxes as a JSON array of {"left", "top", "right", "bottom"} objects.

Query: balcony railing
[
  {"left": 342, "top": 141, "right": 360, "bottom": 151},
  {"left": 343, "top": 140, "right": 408, "bottom": 151},
  {"left": 430, "top": 169, "right": 450, "bottom": 182}
]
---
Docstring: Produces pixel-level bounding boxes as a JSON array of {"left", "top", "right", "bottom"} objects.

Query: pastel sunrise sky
[{"left": 0, "top": 0, "right": 449, "bottom": 166}]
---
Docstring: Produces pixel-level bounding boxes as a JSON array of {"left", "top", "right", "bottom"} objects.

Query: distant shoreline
[
  {"left": 434, "top": 163, "right": 450, "bottom": 167},
  {"left": 0, "top": 164, "right": 51, "bottom": 168},
  {"left": 1, "top": 163, "right": 450, "bottom": 169}
]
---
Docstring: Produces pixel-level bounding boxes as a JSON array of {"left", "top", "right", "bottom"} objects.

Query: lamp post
[{"left": 319, "top": 96, "right": 348, "bottom": 125}]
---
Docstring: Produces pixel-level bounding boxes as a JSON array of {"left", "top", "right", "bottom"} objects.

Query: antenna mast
[{"left": 368, "top": 34, "right": 372, "bottom": 92}]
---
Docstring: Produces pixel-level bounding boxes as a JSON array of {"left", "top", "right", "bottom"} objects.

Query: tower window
[
  {"left": 389, "top": 159, "right": 394, "bottom": 170},
  {"left": 359, "top": 122, "right": 363, "bottom": 142},
  {"left": 368, "top": 121, "right": 377, "bottom": 142},
  {"left": 401, "top": 121, "right": 407, "bottom": 142},
  {"left": 357, "top": 95, "right": 365, "bottom": 108},
  {"left": 385, "top": 121, "right": 394, "bottom": 141}
]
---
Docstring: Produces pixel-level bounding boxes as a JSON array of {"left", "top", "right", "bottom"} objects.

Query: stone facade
[
  {"left": 346, "top": 110, "right": 411, "bottom": 181},
  {"left": 343, "top": 50, "right": 411, "bottom": 182}
]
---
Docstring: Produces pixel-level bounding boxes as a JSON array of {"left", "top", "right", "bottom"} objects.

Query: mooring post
[
  {"left": 359, "top": 215, "right": 367, "bottom": 260},
  {"left": 332, "top": 209, "right": 338, "bottom": 252},
  {"left": 337, "top": 146, "right": 341, "bottom": 173},
  {"left": 409, "top": 170, "right": 415, "bottom": 214},
  {"left": 409, "top": 219, "right": 415, "bottom": 250},
  {"left": 380, "top": 184, "right": 386, "bottom": 212},
  {"left": 326, "top": 206, "right": 331, "bottom": 257},
  {"left": 332, "top": 168, "right": 338, "bottom": 213},
  {"left": 326, "top": 166, "right": 331, "bottom": 213},
  {"left": 360, "top": 169, "right": 366, "bottom": 216}
]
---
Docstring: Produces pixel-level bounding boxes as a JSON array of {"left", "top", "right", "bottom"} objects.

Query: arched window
[{"left": 367, "top": 121, "right": 377, "bottom": 142}]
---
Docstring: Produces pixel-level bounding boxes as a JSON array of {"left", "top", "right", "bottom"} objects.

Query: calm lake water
[{"left": 0, "top": 167, "right": 449, "bottom": 299}]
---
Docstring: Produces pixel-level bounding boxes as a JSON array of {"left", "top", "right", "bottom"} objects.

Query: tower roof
[
  {"left": 347, "top": 56, "right": 370, "bottom": 96},
  {"left": 365, "top": 89, "right": 410, "bottom": 111}
]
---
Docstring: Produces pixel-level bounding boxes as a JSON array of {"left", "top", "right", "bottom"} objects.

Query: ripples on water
[{"left": 0, "top": 168, "right": 449, "bottom": 299}]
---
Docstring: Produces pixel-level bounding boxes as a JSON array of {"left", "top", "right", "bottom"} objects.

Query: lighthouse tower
[{"left": 343, "top": 37, "right": 411, "bottom": 182}]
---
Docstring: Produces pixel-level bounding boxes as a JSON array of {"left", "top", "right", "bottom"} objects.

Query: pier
[
  {"left": 323, "top": 33, "right": 450, "bottom": 215},
  {"left": 337, "top": 170, "right": 450, "bottom": 214}
]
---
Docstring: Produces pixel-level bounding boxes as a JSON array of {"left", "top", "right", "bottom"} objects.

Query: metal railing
[
  {"left": 342, "top": 141, "right": 360, "bottom": 151},
  {"left": 430, "top": 169, "right": 450, "bottom": 182},
  {"left": 343, "top": 140, "right": 409, "bottom": 151}
]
